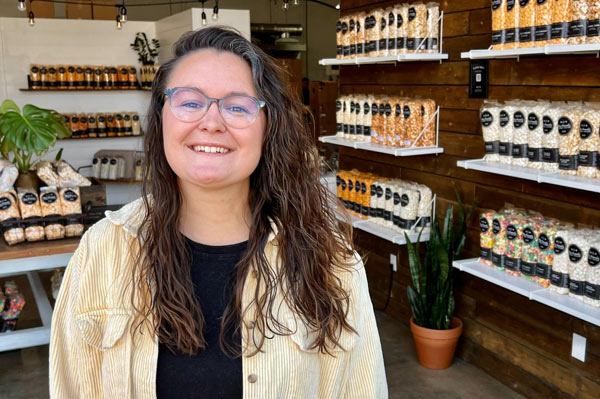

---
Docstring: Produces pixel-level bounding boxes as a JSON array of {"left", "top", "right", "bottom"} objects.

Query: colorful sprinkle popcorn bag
[{"left": 480, "top": 210, "right": 496, "bottom": 265}]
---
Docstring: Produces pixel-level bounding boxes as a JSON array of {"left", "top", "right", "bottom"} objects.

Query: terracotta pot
[
  {"left": 410, "top": 316, "right": 463, "bottom": 370},
  {"left": 14, "top": 171, "right": 39, "bottom": 190}
]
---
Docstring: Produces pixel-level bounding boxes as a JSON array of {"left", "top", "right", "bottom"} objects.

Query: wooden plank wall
[{"left": 335, "top": 1, "right": 600, "bottom": 398}]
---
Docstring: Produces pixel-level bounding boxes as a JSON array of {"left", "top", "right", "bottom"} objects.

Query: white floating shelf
[
  {"left": 335, "top": 208, "right": 430, "bottom": 245},
  {"left": 319, "top": 136, "right": 444, "bottom": 157},
  {"left": 453, "top": 258, "right": 540, "bottom": 298},
  {"left": 461, "top": 43, "right": 600, "bottom": 60},
  {"left": 319, "top": 52, "right": 449, "bottom": 65},
  {"left": 453, "top": 258, "right": 600, "bottom": 327},
  {"left": 457, "top": 159, "right": 600, "bottom": 194}
]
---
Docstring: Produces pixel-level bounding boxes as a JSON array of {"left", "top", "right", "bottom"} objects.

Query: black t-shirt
[{"left": 156, "top": 238, "right": 247, "bottom": 399}]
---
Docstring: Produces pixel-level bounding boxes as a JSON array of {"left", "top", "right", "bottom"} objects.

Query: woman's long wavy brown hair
[{"left": 134, "top": 26, "right": 356, "bottom": 357}]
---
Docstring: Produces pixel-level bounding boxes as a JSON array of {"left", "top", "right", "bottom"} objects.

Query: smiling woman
[{"left": 49, "top": 26, "right": 388, "bottom": 399}]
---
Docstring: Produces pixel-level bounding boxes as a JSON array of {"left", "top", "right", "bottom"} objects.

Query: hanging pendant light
[
  {"left": 28, "top": 10, "right": 35, "bottom": 26},
  {"left": 120, "top": 5, "right": 127, "bottom": 23},
  {"left": 212, "top": 0, "right": 219, "bottom": 21},
  {"left": 282, "top": 0, "right": 289, "bottom": 10},
  {"left": 116, "top": 14, "right": 122, "bottom": 30},
  {"left": 17, "top": 0, "right": 26, "bottom": 11}
]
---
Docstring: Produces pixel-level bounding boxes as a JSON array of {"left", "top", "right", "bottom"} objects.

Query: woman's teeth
[{"left": 192, "top": 145, "right": 230, "bottom": 154}]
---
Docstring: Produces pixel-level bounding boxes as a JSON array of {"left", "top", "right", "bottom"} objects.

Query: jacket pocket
[
  {"left": 76, "top": 309, "right": 134, "bottom": 398},
  {"left": 286, "top": 312, "right": 356, "bottom": 354}
]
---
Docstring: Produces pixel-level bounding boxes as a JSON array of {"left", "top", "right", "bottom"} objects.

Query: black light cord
[
  {"left": 25, "top": 0, "right": 337, "bottom": 9},
  {"left": 375, "top": 263, "right": 394, "bottom": 312}
]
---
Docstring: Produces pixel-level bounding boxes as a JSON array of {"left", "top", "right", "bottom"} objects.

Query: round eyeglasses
[{"left": 164, "top": 87, "right": 266, "bottom": 129}]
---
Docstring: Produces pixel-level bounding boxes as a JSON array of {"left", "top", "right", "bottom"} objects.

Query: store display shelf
[
  {"left": 60, "top": 134, "right": 143, "bottom": 141},
  {"left": 461, "top": 43, "right": 600, "bottom": 60},
  {"left": 319, "top": 136, "right": 443, "bottom": 157},
  {"left": 453, "top": 259, "right": 600, "bottom": 327},
  {"left": 457, "top": 158, "right": 600, "bottom": 193},
  {"left": 97, "top": 179, "right": 142, "bottom": 185},
  {"left": 335, "top": 208, "right": 430, "bottom": 245},
  {"left": 319, "top": 52, "right": 449, "bottom": 66}
]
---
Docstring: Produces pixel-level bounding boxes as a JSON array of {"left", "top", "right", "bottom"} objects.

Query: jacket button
[
  {"left": 248, "top": 374, "right": 258, "bottom": 383},
  {"left": 251, "top": 270, "right": 258, "bottom": 278},
  {"left": 248, "top": 321, "right": 256, "bottom": 329}
]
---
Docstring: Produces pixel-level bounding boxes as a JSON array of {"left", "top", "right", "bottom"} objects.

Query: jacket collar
[{"left": 105, "top": 196, "right": 280, "bottom": 243}]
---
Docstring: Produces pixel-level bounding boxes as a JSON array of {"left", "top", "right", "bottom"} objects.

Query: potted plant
[
  {"left": 0, "top": 100, "right": 71, "bottom": 188},
  {"left": 131, "top": 33, "right": 160, "bottom": 89},
  {"left": 404, "top": 188, "right": 474, "bottom": 369}
]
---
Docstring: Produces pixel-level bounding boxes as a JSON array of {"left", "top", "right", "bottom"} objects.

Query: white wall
[{"left": 0, "top": 9, "right": 250, "bottom": 204}]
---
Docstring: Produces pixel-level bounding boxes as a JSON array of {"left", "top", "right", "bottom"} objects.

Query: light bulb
[
  {"left": 17, "top": 0, "right": 26, "bottom": 11},
  {"left": 28, "top": 11, "right": 34, "bottom": 26},
  {"left": 120, "top": 6, "right": 127, "bottom": 23},
  {"left": 335, "top": 3, "right": 340, "bottom": 10},
  {"left": 212, "top": 5, "right": 218, "bottom": 20},
  {"left": 282, "top": 0, "right": 289, "bottom": 10},
  {"left": 201, "top": 11, "right": 207, "bottom": 25},
  {"left": 293, "top": 0, "right": 299, "bottom": 5},
  {"left": 116, "top": 15, "right": 122, "bottom": 30}
]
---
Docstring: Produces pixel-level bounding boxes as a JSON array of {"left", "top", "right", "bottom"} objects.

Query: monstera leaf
[{"left": 0, "top": 100, "right": 71, "bottom": 172}]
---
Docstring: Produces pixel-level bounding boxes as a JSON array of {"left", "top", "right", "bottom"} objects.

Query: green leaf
[
  {"left": 404, "top": 232, "right": 422, "bottom": 295},
  {"left": 0, "top": 100, "right": 20, "bottom": 114},
  {"left": 55, "top": 148, "right": 64, "bottom": 161},
  {"left": 407, "top": 286, "right": 425, "bottom": 326}
]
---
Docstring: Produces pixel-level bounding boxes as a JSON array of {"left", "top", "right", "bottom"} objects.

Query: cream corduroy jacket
[{"left": 49, "top": 198, "right": 388, "bottom": 398}]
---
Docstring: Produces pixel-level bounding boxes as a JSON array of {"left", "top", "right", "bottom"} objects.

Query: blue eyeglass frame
[{"left": 163, "top": 87, "right": 266, "bottom": 118}]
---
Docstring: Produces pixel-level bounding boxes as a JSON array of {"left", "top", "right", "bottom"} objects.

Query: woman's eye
[
  {"left": 227, "top": 105, "right": 249, "bottom": 114},
  {"left": 181, "top": 101, "right": 203, "bottom": 109}
]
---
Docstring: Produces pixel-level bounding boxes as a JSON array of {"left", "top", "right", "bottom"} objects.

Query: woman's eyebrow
[{"left": 175, "top": 86, "right": 253, "bottom": 98}]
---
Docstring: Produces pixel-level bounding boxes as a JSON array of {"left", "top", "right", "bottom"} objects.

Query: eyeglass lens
[{"left": 168, "top": 88, "right": 261, "bottom": 128}]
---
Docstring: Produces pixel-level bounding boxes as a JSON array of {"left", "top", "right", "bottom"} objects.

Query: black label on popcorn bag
[
  {"left": 499, "top": 111, "right": 510, "bottom": 127},
  {"left": 558, "top": 155, "right": 578, "bottom": 170},
  {"left": 499, "top": 142, "right": 512, "bottom": 155},
  {"left": 519, "top": 27, "right": 533, "bottom": 42},
  {"left": 372, "top": 103, "right": 378, "bottom": 115},
  {"left": 492, "top": 30, "right": 503, "bottom": 45},
  {"left": 585, "top": 282, "right": 600, "bottom": 300},
  {"left": 485, "top": 141, "right": 500, "bottom": 154},
  {"left": 512, "top": 144, "right": 527, "bottom": 158},
  {"left": 538, "top": 233, "right": 550, "bottom": 250},
  {"left": 492, "top": 219, "right": 501, "bottom": 235},
  {"left": 542, "top": 116, "right": 554, "bottom": 133},
  {"left": 22, "top": 193, "right": 37, "bottom": 205},
  {"left": 542, "top": 148, "right": 559, "bottom": 163},
  {"left": 519, "top": 0, "right": 530, "bottom": 6},
  {"left": 580, "top": 119, "right": 593, "bottom": 139},
  {"left": 41, "top": 192, "right": 58, "bottom": 204},
  {"left": 504, "top": 28, "right": 516, "bottom": 43},
  {"left": 527, "top": 147, "right": 542, "bottom": 162},
  {"left": 408, "top": 7, "right": 416, "bottom": 21},
  {"left": 523, "top": 227, "right": 535, "bottom": 244},
  {"left": 589, "top": 247, "right": 600, "bottom": 266},
  {"left": 554, "top": 237, "right": 566, "bottom": 254},
  {"left": 528, "top": 113, "right": 539, "bottom": 131},
  {"left": 348, "top": 180, "right": 353, "bottom": 191},
  {"left": 568, "top": 20, "right": 587, "bottom": 38},
  {"left": 551, "top": 22, "right": 568, "bottom": 39},
  {"left": 63, "top": 189, "right": 79, "bottom": 202},
  {"left": 578, "top": 151, "right": 598, "bottom": 167},
  {"left": 568, "top": 244, "right": 582, "bottom": 263},
  {"left": 393, "top": 193, "right": 401, "bottom": 205},
  {"left": 507, "top": 0, "right": 515, "bottom": 11},
  {"left": 513, "top": 111, "right": 525, "bottom": 128},
  {"left": 551, "top": 270, "right": 569, "bottom": 288},
  {"left": 588, "top": 19, "right": 600, "bottom": 37},
  {"left": 569, "top": 279, "right": 585, "bottom": 296},
  {"left": 0, "top": 197, "right": 11, "bottom": 210},
  {"left": 535, "top": 24, "right": 551, "bottom": 41},
  {"left": 558, "top": 117, "right": 573, "bottom": 135},
  {"left": 376, "top": 186, "right": 383, "bottom": 198},
  {"left": 480, "top": 217, "right": 490, "bottom": 233},
  {"left": 401, "top": 194, "right": 409, "bottom": 207},
  {"left": 506, "top": 225, "right": 518, "bottom": 241},
  {"left": 481, "top": 111, "right": 493, "bottom": 127},
  {"left": 492, "top": 0, "right": 502, "bottom": 10},
  {"left": 403, "top": 105, "right": 411, "bottom": 119}
]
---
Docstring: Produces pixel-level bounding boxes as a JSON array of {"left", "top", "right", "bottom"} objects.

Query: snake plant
[{"left": 405, "top": 187, "right": 474, "bottom": 330}]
